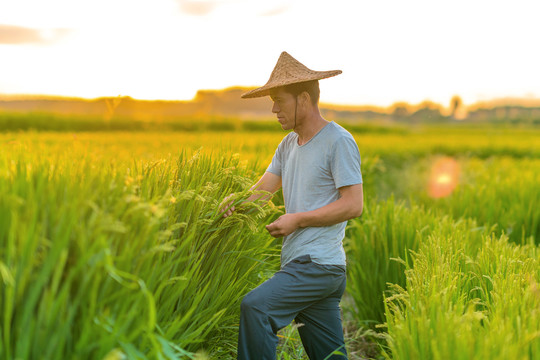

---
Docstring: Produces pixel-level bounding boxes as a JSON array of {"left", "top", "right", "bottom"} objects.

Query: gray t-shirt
[{"left": 266, "top": 121, "right": 362, "bottom": 268}]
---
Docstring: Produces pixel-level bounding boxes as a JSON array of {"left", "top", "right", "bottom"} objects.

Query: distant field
[
  {"left": 0, "top": 125, "right": 539, "bottom": 359},
  {"left": 2, "top": 110, "right": 539, "bottom": 133},
  {"left": 0, "top": 111, "right": 409, "bottom": 133}
]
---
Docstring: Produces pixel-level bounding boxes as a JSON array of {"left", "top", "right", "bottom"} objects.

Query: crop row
[{"left": 0, "top": 130, "right": 538, "bottom": 358}]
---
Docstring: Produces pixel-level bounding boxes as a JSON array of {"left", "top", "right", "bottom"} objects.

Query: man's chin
[{"left": 280, "top": 123, "right": 293, "bottom": 131}]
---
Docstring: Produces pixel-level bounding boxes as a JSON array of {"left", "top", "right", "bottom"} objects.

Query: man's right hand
[
  {"left": 219, "top": 172, "right": 282, "bottom": 218},
  {"left": 220, "top": 193, "right": 236, "bottom": 218}
]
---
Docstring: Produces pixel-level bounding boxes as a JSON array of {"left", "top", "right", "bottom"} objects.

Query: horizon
[{"left": 2, "top": 88, "right": 540, "bottom": 112}]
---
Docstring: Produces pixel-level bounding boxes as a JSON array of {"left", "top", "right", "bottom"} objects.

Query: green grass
[
  {"left": 0, "top": 124, "right": 539, "bottom": 359},
  {"left": 0, "top": 149, "right": 283, "bottom": 358},
  {"left": 383, "top": 231, "right": 539, "bottom": 359},
  {"left": 0, "top": 112, "right": 407, "bottom": 134}
]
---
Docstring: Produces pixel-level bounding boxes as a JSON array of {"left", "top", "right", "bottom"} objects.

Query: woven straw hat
[{"left": 241, "top": 52, "right": 342, "bottom": 99}]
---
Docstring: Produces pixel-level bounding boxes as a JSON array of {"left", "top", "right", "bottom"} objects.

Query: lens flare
[{"left": 428, "top": 157, "right": 459, "bottom": 198}]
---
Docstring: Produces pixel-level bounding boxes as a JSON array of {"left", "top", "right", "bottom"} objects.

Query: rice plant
[
  {"left": 383, "top": 229, "right": 540, "bottom": 359},
  {"left": 0, "top": 148, "right": 282, "bottom": 359},
  {"left": 0, "top": 124, "right": 538, "bottom": 359}
]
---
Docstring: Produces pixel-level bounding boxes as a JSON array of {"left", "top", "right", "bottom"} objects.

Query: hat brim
[{"left": 241, "top": 70, "right": 342, "bottom": 99}]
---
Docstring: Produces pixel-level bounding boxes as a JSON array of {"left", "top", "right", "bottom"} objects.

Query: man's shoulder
[
  {"left": 325, "top": 122, "right": 356, "bottom": 144},
  {"left": 328, "top": 121, "right": 353, "bottom": 136}
]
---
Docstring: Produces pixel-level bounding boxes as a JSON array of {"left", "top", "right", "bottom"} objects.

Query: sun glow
[
  {"left": 436, "top": 174, "right": 452, "bottom": 185},
  {"left": 428, "top": 157, "right": 460, "bottom": 198}
]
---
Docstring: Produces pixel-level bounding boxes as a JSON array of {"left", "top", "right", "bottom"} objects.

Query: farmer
[{"left": 221, "top": 51, "right": 363, "bottom": 360}]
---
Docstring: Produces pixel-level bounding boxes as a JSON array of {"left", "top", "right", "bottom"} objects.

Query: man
[{"left": 221, "top": 52, "right": 363, "bottom": 360}]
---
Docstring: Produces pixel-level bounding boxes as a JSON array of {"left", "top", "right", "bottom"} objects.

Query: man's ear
[{"left": 299, "top": 91, "right": 311, "bottom": 108}]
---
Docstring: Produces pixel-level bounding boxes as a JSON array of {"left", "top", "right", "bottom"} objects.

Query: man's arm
[
  {"left": 265, "top": 183, "right": 363, "bottom": 238},
  {"left": 220, "top": 172, "right": 282, "bottom": 217}
]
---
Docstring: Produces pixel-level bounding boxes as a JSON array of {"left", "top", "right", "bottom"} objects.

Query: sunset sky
[{"left": 1, "top": 0, "right": 539, "bottom": 107}]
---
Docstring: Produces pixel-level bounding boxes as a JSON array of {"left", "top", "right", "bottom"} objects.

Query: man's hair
[{"left": 282, "top": 80, "right": 320, "bottom": 106}]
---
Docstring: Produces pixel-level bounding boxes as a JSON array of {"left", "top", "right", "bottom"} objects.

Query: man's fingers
[
  {"left": 221, "top": 202, "right": 235, "bottom": 217},
  {"left": 266, "top": 229, "right": 280, "bottom": 238},
  {"left": 267, "top": 216, "right": 283, "bottom": 228},
  {"left": 266, "top": 217, "right": 284, "bottom": 235},
  {"left": 222, "top": 206, "right": 235, "bottom": 218},
  {"left": 219, "top": 197, "right": 234, "bottom": 213},
  {"left": 265, "top": 222, "right": 282, "bottom": 237}
]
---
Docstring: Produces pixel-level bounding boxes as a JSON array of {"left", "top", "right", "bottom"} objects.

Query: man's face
[{"left": 270, "top": 88, "right": 297, "bottom": 131}]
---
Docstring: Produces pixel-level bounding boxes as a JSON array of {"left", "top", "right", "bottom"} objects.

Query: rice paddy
[{"left": 0, "top": 124, "right": 539, "bottom": 359}]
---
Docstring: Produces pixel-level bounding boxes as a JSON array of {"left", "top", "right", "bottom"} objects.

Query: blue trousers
[{"left": 237, "top": 254, "right": 348, "bottom": 360}]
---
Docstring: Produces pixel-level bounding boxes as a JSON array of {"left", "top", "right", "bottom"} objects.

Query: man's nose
[{"left": 272, "top": 102, "right": 279, "bottom": 113}]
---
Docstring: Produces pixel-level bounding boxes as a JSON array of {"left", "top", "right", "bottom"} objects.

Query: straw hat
[{"left": 241, "top": 52, "right": 342, "bottom": 99}]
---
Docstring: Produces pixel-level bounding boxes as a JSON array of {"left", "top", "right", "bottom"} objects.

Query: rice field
[{"left": 0, "top": 124, "right": 539, "bottom": 359}]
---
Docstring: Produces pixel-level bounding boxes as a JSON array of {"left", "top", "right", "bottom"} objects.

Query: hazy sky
[{"left": 1, "top": 0, "right": 539, "bottom": 107}]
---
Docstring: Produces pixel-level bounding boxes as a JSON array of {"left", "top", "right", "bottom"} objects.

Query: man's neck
[{"left": 295, "top": 111, "right": 329, "bottom": 146}]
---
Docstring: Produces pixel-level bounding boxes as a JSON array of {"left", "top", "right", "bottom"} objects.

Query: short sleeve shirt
[{"left": 266, "top": 121, "right": 362, "bottom": 268}]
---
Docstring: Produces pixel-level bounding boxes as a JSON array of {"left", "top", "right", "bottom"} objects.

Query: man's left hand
[{"left": 265, "top": 214, "right": 300, "bottom": 238}]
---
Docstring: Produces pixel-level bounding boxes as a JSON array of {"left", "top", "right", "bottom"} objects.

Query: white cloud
[
  {"left": 0, "top": 24, "right": 70, "bottom": 44},
  {"left": 176, "top": 0, "right": 220, "bottom": 16}
]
